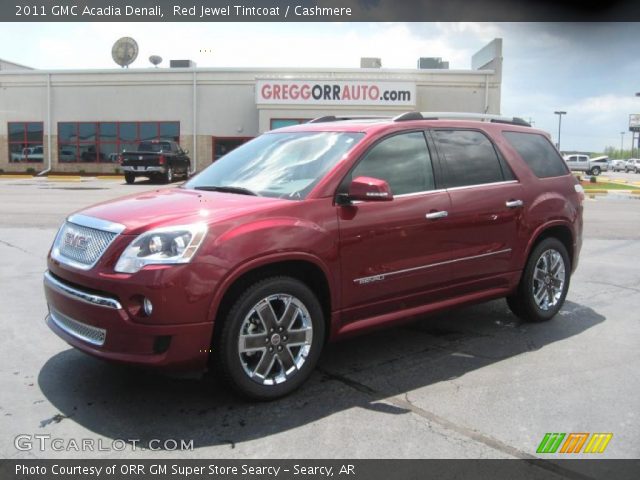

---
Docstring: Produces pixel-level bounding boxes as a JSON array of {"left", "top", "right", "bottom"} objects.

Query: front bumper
[
  {"left": 43, "top": 271, "right": 213, "bottom": 371},
  {"left": 121, "top": 165, "right": 166, "bottom": 173}
]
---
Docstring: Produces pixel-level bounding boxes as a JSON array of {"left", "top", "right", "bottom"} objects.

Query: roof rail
[
  {"left": 393, "top": 111, "right": 531, "bottom": 127},
  {"left": 309, "top": 115, "right": 390, "bottom": 123}
]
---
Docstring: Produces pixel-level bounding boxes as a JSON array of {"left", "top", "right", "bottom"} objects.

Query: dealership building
[{"left": 0, "top": 39, "right": 503, "bottom": 174}]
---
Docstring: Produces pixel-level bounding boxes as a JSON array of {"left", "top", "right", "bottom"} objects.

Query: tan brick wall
[{"left": 180, "top": 135, "right": 212, "bottom": 173}]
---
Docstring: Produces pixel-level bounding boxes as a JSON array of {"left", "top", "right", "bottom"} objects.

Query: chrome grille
[
  {"left": 54, "top": 221, "right": 117, "bottom": 268},
  {"left": 49, "top": 307, "right": 106, "bottom": 346}
]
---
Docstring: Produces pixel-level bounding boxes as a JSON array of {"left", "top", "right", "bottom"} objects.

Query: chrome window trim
[
  {"left": 47, "top": 308, "right": 106, "bottom": 347},
  {"left": 445, "top": 180, "right": 519, "bottom": 192},
  {"left": 44, "top": 271, "right": 122, "bottom": 310},
  {"left": 347, "top": 182, "right": 517, "bottom": 204},
  {"left": 67, "top": 214, "right": 126, "bottom": 234},
  {"left": 354, "top": 248, "right": 512, "bottom": 285},
  {"left": 394, "top": 188, "right": 447, "bottom": 198}
]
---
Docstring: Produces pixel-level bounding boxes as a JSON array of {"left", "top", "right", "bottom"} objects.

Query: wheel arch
[
  {"left": 525, "top": 222, "right": 575, "bottom": 271},
  {"left": 207, "top": 254, "right": 334, "bottom": 354}
]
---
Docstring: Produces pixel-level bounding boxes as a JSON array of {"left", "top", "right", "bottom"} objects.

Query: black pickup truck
[{"left": 120, "top": 140, "right": 191, "bottom": 184}]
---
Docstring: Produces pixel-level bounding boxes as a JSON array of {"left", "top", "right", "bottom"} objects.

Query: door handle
[
  {"left": 505, "top": 199, "right": 524, "bottom": 209},
  {"left": 425, "top": 210, "right": 448, "bottom": 220}
]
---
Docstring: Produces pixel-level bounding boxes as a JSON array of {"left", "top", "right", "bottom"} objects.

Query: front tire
[
  {"left": 507, "top": 237, "right": 571, "bottom": 322},
  {"left": 590, "top": 166, "right": 601, "bottom": 176},
  {"left": 124, "top": 172, "right": 135, "bottom": 184},
  {"left": 216, "top": 276, "right": 325, "bottom": 400}
]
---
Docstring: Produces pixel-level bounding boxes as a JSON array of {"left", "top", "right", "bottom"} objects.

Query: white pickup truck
[{"left": 563, "top": 154, "right": 609, "bottom": 176}]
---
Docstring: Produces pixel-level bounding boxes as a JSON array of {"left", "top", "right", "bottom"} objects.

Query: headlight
[{"left": 115, "top": 224, "right": 208, "bottom": 273}]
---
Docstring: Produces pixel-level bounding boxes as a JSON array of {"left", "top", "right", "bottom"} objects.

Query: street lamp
[
  {"left": 554, "top": 111, "right": 567, "bottom": 151},
  {"left": 620, "top": 131, "right": 625, "bottom": 154}
]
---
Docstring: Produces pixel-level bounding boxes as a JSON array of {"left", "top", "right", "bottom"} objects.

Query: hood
[{"left": 75, "top": 187, "right": 283, "bottom": 235}]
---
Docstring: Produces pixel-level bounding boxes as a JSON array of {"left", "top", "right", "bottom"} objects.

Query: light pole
[
  {"left": 620, "top": 131, "right": 625, "bottom": 155},
  {"left": 554, "top": 111, "right": 566, "bottom": 151}
]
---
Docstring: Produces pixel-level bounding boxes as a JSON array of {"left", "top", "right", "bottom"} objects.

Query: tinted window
[
  {"left": 159, "top": 122, "right": 180, "bottom": 141},
  {"left": 119, "top": 123, "right": 137, "bottom": 142},
  {"left": 503, "top": 131, "right": 569, "bottom": 178},
  {"left": 8, "top": 123, "right": 24, "bottom": 142},
  {"left": 433, "top": 130, "right": 505, "bottom": 188},
  {"left": 351, "top": 131, "right": 435, "bottom": 195},
  {"left": 140, "top": 122, "right": 157, "bottom": 141},
  {"left": 78, "top": 123, "right": 97, "bottom": 142},
  {"left": 99, "top": 123, "right": 117, "bottom": 142},
  {"left": 139, "top": 141, "right": 172, "bottom": 152}
]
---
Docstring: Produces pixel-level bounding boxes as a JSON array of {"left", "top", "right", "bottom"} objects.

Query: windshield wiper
[{"left": 192, "top": 185, "right": 260, "bottom": 196}]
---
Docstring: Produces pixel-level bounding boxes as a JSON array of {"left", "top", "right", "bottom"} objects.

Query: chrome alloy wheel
[
  {"left": 237, "top": 294, "right": 313, "bottom": 385},
  {"left": 532, "top": 249, "right": 566, "bottom": 311}
]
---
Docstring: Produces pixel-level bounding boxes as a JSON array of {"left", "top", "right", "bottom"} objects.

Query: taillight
[
  {"left": 158, "top": 155, "right": 165, "bottom": 165},
  {"left": 117, "top": 155, "right": 123, "bottom": 165},
  {"left": 574, "top": 183, "right": 585, "bottom": 203}
]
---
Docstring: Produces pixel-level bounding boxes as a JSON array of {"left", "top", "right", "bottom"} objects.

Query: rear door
[
  {"left": 431, "top": 129, "right": 524, "bottom": 288},
  {"left": 337, "top": 130, "right": 453, "bottom": 324}
]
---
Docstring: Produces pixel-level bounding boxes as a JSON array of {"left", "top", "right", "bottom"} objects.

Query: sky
[{"left": 0, "top": 22, "right": 639, "bottom": 153}]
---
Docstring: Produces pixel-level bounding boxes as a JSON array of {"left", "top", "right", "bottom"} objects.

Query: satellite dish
[
  {"left": 149, "top": 55, "right": 163, "bottom": 68},
  {"left": 111, "top": 37, "right": 139, "bottom": 68}
]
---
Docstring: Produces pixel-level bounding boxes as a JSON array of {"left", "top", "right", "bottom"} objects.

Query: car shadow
[
  {"left": 122, "top": 177, "right": 189, "bottom": 187},
  {"left": 38, "top": 299, "right": 604, "bottom": 450}
]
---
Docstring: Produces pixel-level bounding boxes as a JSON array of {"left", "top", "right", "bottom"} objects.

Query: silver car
[
  {"left": 625, "top": 159, "right": 640, "bottom": 173},
  {"left": 610, "top": 159, "right": 626, "bottom": 172}
]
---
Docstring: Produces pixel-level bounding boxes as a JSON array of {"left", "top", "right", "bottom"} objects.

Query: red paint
[{"left": 44, "top": 119, "right": 583, "bottom": 372}]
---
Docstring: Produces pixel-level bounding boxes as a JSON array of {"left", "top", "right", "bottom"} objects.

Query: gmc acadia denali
[{"left": 44, "top": 112, "right": 584, "bottom": 399}]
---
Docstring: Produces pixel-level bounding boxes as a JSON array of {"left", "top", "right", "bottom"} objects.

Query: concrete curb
[
  {"left": 46, "top": 175, "right": 82, "bottom": 182},
  {"left": 96, "top": 176, "right": 124, "bottom": 181},
  {"left": 0, "top": 174, "right": 33, "bottom": 179}
]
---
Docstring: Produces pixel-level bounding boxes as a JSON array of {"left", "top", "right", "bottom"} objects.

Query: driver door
[{"left": 337, "top": 131, "right": 454, "bottom": 325}]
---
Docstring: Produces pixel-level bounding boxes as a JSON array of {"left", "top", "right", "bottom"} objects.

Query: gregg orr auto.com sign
[{"left": 256, "top": 80, "right": 416, "bottom": 106}]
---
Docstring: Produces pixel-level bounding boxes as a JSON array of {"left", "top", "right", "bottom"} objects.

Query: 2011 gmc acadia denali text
[{"left": 43, "top": 113, "right": 584, "bottom": 399}]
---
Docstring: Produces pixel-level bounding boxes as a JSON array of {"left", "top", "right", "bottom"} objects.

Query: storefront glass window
[
  {"left": 7, "top": 122, "right": 44, "bottom": 163},
  {"left": 58, "top": 121, "right": 180, "bottom": 163}
]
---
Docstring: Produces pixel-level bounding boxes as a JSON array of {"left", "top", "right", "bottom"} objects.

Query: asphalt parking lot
[{"left": 0, "top": 176, "right": 638, "bottom": 461}]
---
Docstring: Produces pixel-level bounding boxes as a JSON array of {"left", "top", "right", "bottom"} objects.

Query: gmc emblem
[{"left": 64, "top": 231, "right": 91, "bottom": 250}]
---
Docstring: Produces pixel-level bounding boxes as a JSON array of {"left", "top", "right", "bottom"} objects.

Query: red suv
[{"left": 44, "top": 113, "right": 583, "bottom": 399}]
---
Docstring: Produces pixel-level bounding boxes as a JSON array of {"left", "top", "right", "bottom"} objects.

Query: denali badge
[{"left": 64, "top": 231, "right": 91, "bottom": 251}]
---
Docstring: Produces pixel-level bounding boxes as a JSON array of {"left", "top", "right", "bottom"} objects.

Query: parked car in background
[
  {"left": 610, "top": 159, "right": 626, "bottom": 172},
  {"left": 120, "top": 140, "right": 190, "bottom": 184},
  {"left": 625, "top": 159, "right": 640, "bottom": 174},
  {"left": 44, "top": 112, "right": 584, "bottom": 399},
  {"left": 20, "top": 145, "right": 44, "bottom": 162},
  {"left": 563, "top": 154, "right": 609, "bottom": 176}
]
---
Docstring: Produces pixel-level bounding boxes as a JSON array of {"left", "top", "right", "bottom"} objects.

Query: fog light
[{"left": 143, "top": 297, "right": 153, "bottom": 316}]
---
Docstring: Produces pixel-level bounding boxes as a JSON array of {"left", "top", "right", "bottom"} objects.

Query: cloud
[{"left": 1, "top": 21, "right": 637, "bottom": 152}]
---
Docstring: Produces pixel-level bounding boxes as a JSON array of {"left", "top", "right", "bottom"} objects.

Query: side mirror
[{"left": 348, "top": 176, "right": 393, "bottom": 202}]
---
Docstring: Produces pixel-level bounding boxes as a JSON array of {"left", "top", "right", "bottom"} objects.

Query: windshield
[{"left": 185, "top": 131, "right": 364, "bottom": 199}]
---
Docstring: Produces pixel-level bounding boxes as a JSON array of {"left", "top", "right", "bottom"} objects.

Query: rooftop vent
[
  {"left": 417, "top": 57, "right": 449, "bottom": 70},
  {"left": 360, "top": 57, "right": 382, "bottom": 69},
  {"left": 169, "top": 59, "right": 197, "bottom": 68}
]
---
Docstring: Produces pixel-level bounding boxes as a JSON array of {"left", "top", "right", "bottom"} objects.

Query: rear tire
[
  {"left": 216, "top": 276, "right": 325, "bottom": 400},
  {"left": 507, "top": 237, "right": 571, "bottom": 323},
  {"left": 124, "top": 172, "right": 135, "bottom": 184},
  {"left": 164, "top": 167, "right": 174, "bottom": 184}
]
